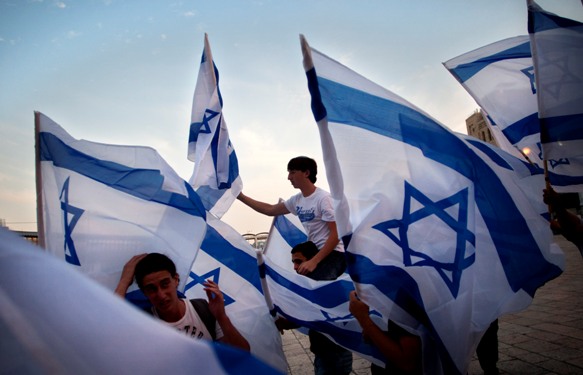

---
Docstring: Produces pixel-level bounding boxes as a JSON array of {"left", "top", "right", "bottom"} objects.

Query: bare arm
[
  {"left": 204, "top": 280, "right": 250, "bottom": 351},
  {"left": 297, "top": 221, "right": 339, "bottom": 275},
  {"left": 237, "top": 192, "right": 289, "bottom": 217},
  {"left": 114, "top": 254, "right": 147, "bottom": 297},
  {"left": 349, "top": 291, "right": 421, "bottom": 373}
]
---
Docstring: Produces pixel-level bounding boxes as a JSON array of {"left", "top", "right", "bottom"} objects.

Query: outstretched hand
[{"left": 203, "top": 279, "right": 226, "bottom": 319}]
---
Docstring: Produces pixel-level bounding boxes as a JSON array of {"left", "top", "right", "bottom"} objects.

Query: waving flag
[
  {"left": 300, "top": 35, "right": 564, "bottom": 374},
  {"left": 444, "top": 36, "right": 583, "bottom": 192},
  {"left": 528, "top": 0, "right": 583, "bottom": 160},
  {"left": 36, "top": 112, "right": 206, "bottom": 292},
  {"left": 0, "top": 228, "right": 280, "bottom": 375},
  {"left": 188, "top": 33, "right": 242, "bottom": 218},
  {"left": 184, "top": 215, "right": 287, "bottom": 373},
  {"left": 259, "top": 213, "right": 386, "bottom": 366}
]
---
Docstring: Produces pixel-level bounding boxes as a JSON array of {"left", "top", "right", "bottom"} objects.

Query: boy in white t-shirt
[
  {"left": 115, "top": 252, "right": 249, "bottom": 351},
  {"left": 238, "top": 156, "right": 346, "bottom": 278}
]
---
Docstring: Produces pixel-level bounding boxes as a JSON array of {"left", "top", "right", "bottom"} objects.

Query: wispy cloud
[
  {"left": 184, "top": 11, "right": 196, "bottom": 17},
  {"left": 66, "top": 30, "right": 81, "bottom": 39},
  {"left": 55, "top": 1, "right": 66, "bottom": 8}
]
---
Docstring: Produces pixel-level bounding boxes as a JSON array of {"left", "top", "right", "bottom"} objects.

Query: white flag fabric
[
  {"left": 260, "top": 213, "right": 387, "bottom": 366},
  {"left": 36, "top": 111, "right": 206, "bottom": 293},
  {"left": 188, "top": 33, "right": 242, "bottom": 218},
  {"left": 300, "top": 35, "right": 564, "bottom": 374},
  {"left": 444, "top": 35, "right": 583, "bottom": 192},
  {"left": 0, "top": 228, "right": 281, "bottom": 375},
  {"left": 183, "top": 215, "right": 288, "bottom": 373},
  {"left": 528, "top": 0, "right": 583, "bottom": 160}
]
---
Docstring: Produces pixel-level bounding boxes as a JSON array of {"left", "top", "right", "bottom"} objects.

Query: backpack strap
[{"left": 190, "top": 298, "right": 217, "bottom": 341}]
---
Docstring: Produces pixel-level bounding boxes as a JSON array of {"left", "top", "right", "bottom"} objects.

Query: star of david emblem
[
  {"left": 537, "top": 52, "right": 581, "bottom": 100},
  {"left": 521, "top": 66, "right": 536, "bottom": 94},
  {"left": 59, "top": 177, "right": 83, "bottom": 266},
  {"left": 189, "top": 108, "right": 220, "bottom": 143},
  {"left": 372, "top": 181, "right": 475, "bottom": 298},
  {"left": 536, "top": 143, "right": 570, "bottom": 169},
  {"left": 185, "top": 267, "right": 235, "bottom": 306}
]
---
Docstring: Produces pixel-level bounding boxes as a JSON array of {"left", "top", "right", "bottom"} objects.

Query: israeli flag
[
  {"left": 528, "top": 0, "right": 583, "bottom": 160},
  {"left": 0, "top": 228, "right": 281, "bottom": 375},
  {"left": 444, "top": 35, "right": 583, "bottom": 192},
  {"left": 260, "top": 213, "right": 386, "bottom": 367},
  {"left": 300, "top": 35, "right": 564, "bottom": 374},
  {"left": 36, "top": 112, "right": 207, "bottom": 292},
  {"left": 188, "top": 33, "right": 242, "bottom": 218},
  {"left": 184, "top": 215, "right": 288, "bottom": 373}
]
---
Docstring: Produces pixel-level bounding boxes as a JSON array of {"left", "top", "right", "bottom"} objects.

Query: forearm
[
  {"left": 216, "top": 315, "right": 250, "bottom": 351},
  {"left": 238, "top": 193, "right": 285, "bottom": 217},
  {"left": 357, "top": 316, "right": 419, "bottom": 373}
]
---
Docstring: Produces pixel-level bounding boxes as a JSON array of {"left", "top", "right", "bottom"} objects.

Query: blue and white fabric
[
  {"left": 528, "top": 0, "right": 583, "bottom": 160},
  {"left": 300, "top": 35, "right": 564, "bottom": 374},
  {"left": 188, "top": 33, "right": 242, "bottom": 218},
  {"left": 184, "top": 215, "right": 287, "bottom": 373},
  {"left": 37, "top": 112, "right": 207, "bottom": 293},
  {"left": 444, "top": 35, "right": 583, "bottom": 192}
]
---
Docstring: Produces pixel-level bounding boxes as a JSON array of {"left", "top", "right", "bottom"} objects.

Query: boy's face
[
  {"left": 140, "top": 270, "right": 180, "bottom": 315},
  {"left": 292, "top": 252, "right": 308, "bottom": 273},
  {"left": 287, "top": 169, "right": 310, "bottom": 188}
]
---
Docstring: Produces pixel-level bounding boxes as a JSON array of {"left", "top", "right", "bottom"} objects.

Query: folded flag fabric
[
  {"left": 36, "top": 111, "right": 206, "bottom": 293},
  {"left": 300, "top": 35, "right": 564, "bottom": 374},
  {"left": 188, "top": 33, "right": 242, "bottom": 218}
]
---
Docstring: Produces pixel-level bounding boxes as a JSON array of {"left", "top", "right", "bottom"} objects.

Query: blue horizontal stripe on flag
[
  {"left": 317, "top": 76, "right": 563, "bottom": 295},
  {"left": 540, "top": 113, "right": 583, "bottom": 143},
  {"left": 274, "top": 215, "right": 308, "bottom": 248},
  {"left": 501, "top": 113, "right": 540, "bottom": 146},
  {"left": 39, "top": 131, "right": 206, "bottom": 218},
  {"left": 548, "top": 170, "right": 583, "bottom": 189},
  {"left": 264, "top": 263, "right": 354, "bottom": 309},
  {"left": 449, "top": 42, "right": 531, "bottom": 82},
  {"left": 214, "top": 344, "right": 282, "bottom": 375},
  {"left": 201, "top": 224, "right": 263, "bottom": 292}
]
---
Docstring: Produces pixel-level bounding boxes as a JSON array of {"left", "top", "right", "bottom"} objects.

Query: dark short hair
[
  {"left": 291, "top": 241, "right": 318, "bottom": 260},
  {"left": 287, "top": 156, "right": 317, "bottom": 183},
  {"left": 135, "top": 253, "right": 177, "bottom": 289}
]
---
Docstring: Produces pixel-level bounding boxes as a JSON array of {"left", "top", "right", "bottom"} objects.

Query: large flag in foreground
[
  {"left": 259, "top": 213, "right": 386, "bottom": 366},
  {"left": 528, "top": 0, "right": 583, "bottom": 160},
  {"left": 184, "top": 215, "right": 287, "bottom": 373},
  {"left": 300, "top": 35, "right": 564, "bottom": 374},
  {"left": 444, "top": 35, "right": 583, "bottom": 192},
  {"left": 0, "top": 229, "right": 280, "bottom": 374},
  {"left": 36, "top": 112, "right": 207, "bottom": 292},
  {"left": 188, "top": 33, "right": 242, "bottom": 218}
]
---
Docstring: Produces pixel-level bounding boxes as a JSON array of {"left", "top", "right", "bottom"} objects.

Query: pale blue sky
[{"left": 1, "top": 0, "right": 582, "bottom": 234}]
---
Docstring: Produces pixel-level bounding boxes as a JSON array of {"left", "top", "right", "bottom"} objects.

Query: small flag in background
[
  {"left": 444, "top": 34, "right": 583, "bottom": 192},
  {"left": 184, "top": 215, "right": 288, "bottom": 373},
  {"left": 301, "top": 35, "right": 564, "bottom": 374},
  {"left": 36, "top": 111, "right": 207, "bottom": 293},
  {"left": 188, "top": 33, "right": 242, "bottom": 218},
  {"left": 528, "top": 0, "right": 583, "bottom": 160}
]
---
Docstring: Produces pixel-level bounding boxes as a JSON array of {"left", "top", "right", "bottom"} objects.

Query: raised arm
[
  {"left": 204, "top": 280, "right": 250, "bottom": 351},
  {"left": 114, "top": 253, "right": 147, "bottom": 297},
  {"left": 349, "top": 291, "right": 421, "bottom": 373},
  {"left": 237, "top": 192, "right": 289, "bottom": 217}
]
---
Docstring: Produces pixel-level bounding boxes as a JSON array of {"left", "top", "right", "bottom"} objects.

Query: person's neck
[
  {"left": 300, "top": 184, "right": 317, "bottom": 197},
  {"left": 158, "top": 299, "right": 186, "bottom": 323}
]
